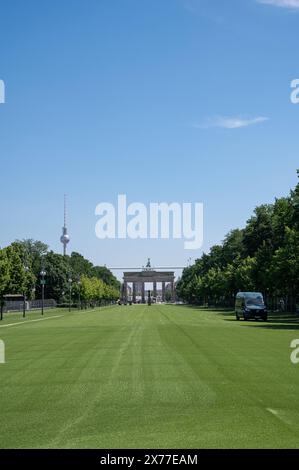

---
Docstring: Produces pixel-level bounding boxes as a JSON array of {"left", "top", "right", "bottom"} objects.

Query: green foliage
[
  {"left": 270, "top": 228, "right": 299, "bottom": 303},
  {"left": 91, "top": 265, "right": 121, "bottom": 290},
  {"left": 177, "top": 172, "right": 299, "bottom": 310},
  {"left": 0, "top": 241, "right": 119, "bottom": 305},
  {"left": 0, "top": 249, "right": 10, "bottom": 316},
  {"left": 3, "top": 242, "right": 36, "bottom": 298},
  {"left": 42, "top": 251, "right": 71, "bottom": 302},
  {"left": 69, "top": 252, "right": 93, "bottom": 278},
  {"left": 0, "top": 249, "right": 10, "bottom": 298},
  {"left": 80, "top": 275, "right": 119, "bottom": 306},
  {"left": 15, "top": 239, "right": 48, "bottom": 278}
]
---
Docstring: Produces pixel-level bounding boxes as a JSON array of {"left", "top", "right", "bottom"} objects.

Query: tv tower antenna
[{"left": 60, "top": 194, "right": 70, "bottom": 256}]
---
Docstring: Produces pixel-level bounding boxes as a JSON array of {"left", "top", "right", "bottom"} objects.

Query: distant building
[{"left": 60, "top": 194, "right": 70, "bottom": 255}]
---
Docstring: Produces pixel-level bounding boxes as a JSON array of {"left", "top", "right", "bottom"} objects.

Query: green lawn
[{"left": 0, "top": 304, "right": 299, "bottom": 449}]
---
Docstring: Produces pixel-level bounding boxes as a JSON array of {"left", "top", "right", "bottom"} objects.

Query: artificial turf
[{"left": 0, "top": 304, "right": 299, "bottom": 448}]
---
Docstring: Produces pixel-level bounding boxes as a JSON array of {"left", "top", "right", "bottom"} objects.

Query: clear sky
[{"left": 0, "top": 0, "right": 298, "bottom": 280}]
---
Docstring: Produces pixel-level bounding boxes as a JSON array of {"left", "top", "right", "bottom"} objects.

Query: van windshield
[{"left": 245, "top": 297, "right": 264, "bottom": 307}]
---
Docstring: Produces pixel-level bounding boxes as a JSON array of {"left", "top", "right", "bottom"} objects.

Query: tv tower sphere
[{"left": 60, "top": 195, "right": 70, "bottom": 256}]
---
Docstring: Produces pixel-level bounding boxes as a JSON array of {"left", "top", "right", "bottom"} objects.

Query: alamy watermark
[
  {"left": 95, "top": 195, "right": 204, "bottom": 250},
  {"left": 0, "top": 79, "right": 5, "bottom": 104},
  {"left": 290, "top": 339, "right": 299, "bottom": 365},
  {"left": 290, "top": 79, "right": 299, "bottom": 104},
  {"left": 0, "top": 339, "right": 5, "bottom": 364}
]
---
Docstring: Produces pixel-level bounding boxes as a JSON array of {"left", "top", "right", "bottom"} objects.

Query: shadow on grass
[
  {"left": 173, "top": 304, "right": 299, "bottom": 331},
  {"left": 227, "top": 312, "right": 299, "bottom": 331}
]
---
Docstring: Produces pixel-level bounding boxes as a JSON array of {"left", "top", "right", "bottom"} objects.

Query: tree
[
  {"left": 15, "top": 239, "right": 48, "bottom": 278},
  {"left": 80, "top": 275, "right": 119, "bottom": 307},
  {"left": 270, "top": 228, "right": 299, "bottom": 311},
  {"left": 271, "top": 198, "right": 293, "bottom": 249},
  {"left": 40, "top": 251, "right": 70, "bottom": 302},
  {"left": 5, "top": 243, "right": 36, "bottom": 299},
  {"left": 243, "top": 205, "right": 274, "bottom": 257},
  {"left": 222, "top": 229, "right": 245, "bottom": 264},
  {"left": 0, "top": 239, "right": 121, "bottom": 308},
  {"left": 234, "top": 257, "right": 256, "bottom": 292},
  {"left": 0, "top": 249, "right": 10, "bottom": 319},
  {"left": 69, "top": 252, "right": 93, "bottom": 278},
  {"left": 177, "top": 170, "right": 299, "bottom": 309},
  {"left": 92, "top": 265, "right": 120, "bottom": 290},
  {"left": 290, "top": 177, "right": 299, "bottom": 231}
]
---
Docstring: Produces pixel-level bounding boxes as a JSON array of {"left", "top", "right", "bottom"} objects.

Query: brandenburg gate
[{"left": 122, "top": 259, "right": 175, "bottom": 303}]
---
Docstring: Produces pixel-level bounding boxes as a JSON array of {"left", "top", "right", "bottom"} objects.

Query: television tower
[{"left": 60, "top": 194, "right": 70, "bottom": 256}]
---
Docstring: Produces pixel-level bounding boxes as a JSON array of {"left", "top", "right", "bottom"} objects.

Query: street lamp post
[
  {"left": 68, "top": 277, "right": 72, "bottom": 312},
  {"left": 23, "top": 264, "right": 29, "bottom": 318},
  {"left": 40, "top": 269, "right": 46, "bottom": 315}
]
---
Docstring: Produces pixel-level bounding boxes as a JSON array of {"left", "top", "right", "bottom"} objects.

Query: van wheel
[{"left": 262, "top": 315, "right": 268, "bottom": 322}]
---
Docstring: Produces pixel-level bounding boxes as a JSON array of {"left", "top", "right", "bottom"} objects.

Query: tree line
[
  {"left": 176, "top": 171, "right": 299, "bottom": 311},
  {"left": 0, "top": 240, "right": 120, "bottom": 311}
]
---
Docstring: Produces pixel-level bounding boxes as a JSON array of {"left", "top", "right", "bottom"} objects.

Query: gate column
[
  {"left": 141, "top": 282, "right": 145, "bottom": 303},
  {"left": 162, "top": 282, "right": 166, "bottom": 302}
]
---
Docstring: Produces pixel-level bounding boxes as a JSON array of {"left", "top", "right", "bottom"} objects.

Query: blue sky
[{"left": 0, "top": 0, "right": 298, "bottom": 280}]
